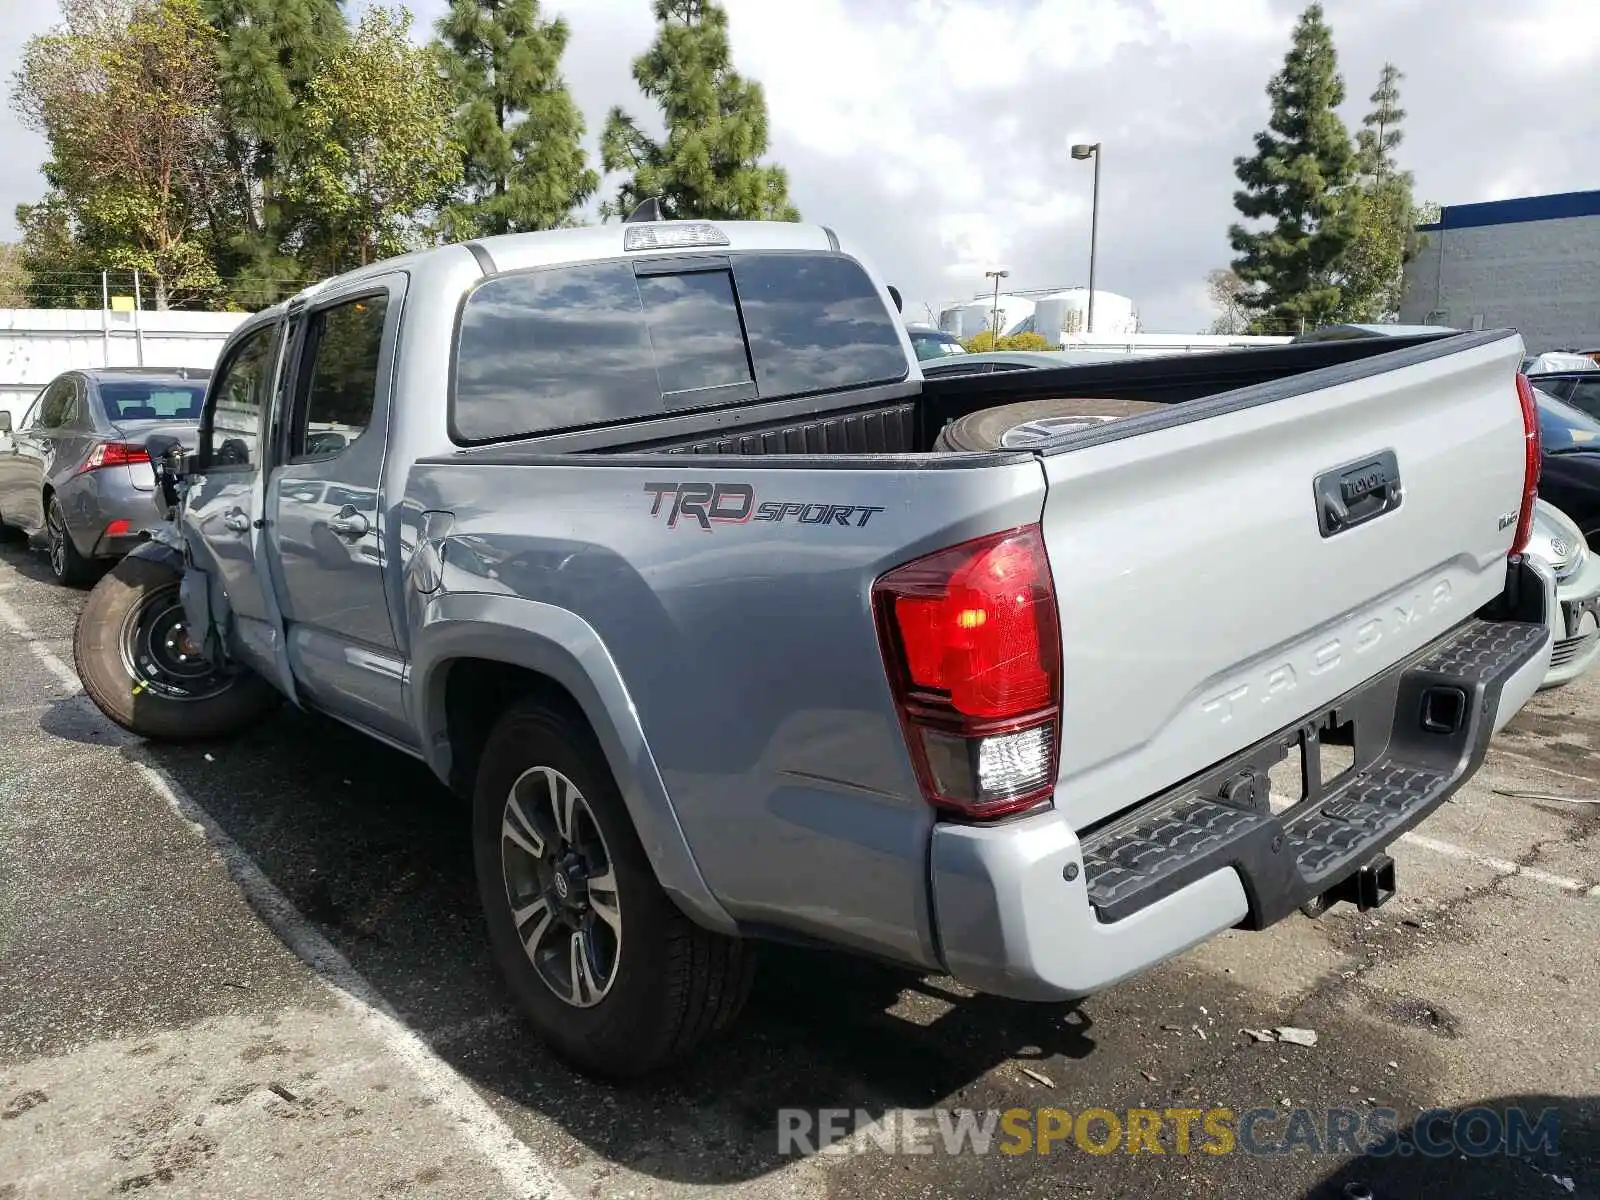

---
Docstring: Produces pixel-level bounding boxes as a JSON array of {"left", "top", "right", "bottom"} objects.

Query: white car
[{"left": 1527, "top": 499, "right": 1600, "bottom": 688}]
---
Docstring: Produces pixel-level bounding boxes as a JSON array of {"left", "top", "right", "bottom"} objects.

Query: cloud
[{"left": 3, "top": 0, "right": 1597, "bottom": 333}]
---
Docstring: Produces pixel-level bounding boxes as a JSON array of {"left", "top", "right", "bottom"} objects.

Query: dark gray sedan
[{"left": 0, "top": 368, "right": 209, "bottom": 584}]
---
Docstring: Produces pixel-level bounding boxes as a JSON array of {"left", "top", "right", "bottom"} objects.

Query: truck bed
[{"left": 432, "top": 330, "right": 1468, "bottom": 461}]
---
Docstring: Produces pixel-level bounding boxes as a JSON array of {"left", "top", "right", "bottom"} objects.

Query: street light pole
[
  {"left": 985, "top": 268, "right": 1009, "bottom": 345},
  {"left": 1071, "top": 142, "right": 1102, "bottom": 335}
]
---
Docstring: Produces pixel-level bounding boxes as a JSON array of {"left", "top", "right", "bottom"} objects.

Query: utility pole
[
  {"left": 1071, "top": 142, "right": 1103, "bottom": 334},
  {"left": 985, "top": 268, "right": 1010, "bottom": 345}
]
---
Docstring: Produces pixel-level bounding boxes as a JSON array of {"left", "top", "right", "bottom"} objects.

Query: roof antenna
[
  {"left": 887, "top": 285, "right": 903, "bottom": 313},
  {"left": 625, "top": 197, "right": 665, "bottom": 223}
]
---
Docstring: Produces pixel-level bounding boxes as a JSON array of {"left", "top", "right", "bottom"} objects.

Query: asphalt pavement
[{"left": 1, "top": 535, "right": 1597, "bottom": 1199}]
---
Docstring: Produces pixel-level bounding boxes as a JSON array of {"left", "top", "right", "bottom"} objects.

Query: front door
[
  {"left": 181, "top": 319, "right": 288, "bottom": 686},
  {"left": 264, "top": 277, "right": 409, "bottom": 745},
  {"left": 1, "top": 381, "right": 69, "bottom": 534}
]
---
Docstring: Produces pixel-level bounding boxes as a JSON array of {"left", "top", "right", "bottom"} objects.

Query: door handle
[
  {"left": 328, "top": 507, "right": 370, "bottom": 540},
  {"left": 222, "top": 509, "right": 251, "bottom": 534}
]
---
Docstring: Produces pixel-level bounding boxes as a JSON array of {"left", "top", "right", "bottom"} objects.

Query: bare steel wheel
[
  {"left": 75, "top": 555, "right": 281, "bottom": 740},
  {"left": 118, "top": 582, "right": 233, "bottom": 702},
  {"left": 500, "top": 766, "right": 623, "bottom": 1009}
]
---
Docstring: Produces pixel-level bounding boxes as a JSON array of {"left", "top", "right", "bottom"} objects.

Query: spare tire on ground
[{"left": 933, "top": 396, "right": 1169, "bottom": 453}]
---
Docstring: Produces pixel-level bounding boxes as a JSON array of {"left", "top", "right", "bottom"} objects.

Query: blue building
[{"left": 1400, "top": 189, "right": 1600, "bottom": 354}]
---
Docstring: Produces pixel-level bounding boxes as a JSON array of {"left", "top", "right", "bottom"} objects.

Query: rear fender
[{"left": 409, "top": 591, "right": 736, "bottom": 935}]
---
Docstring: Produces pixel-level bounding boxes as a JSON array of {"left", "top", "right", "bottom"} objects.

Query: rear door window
[
  {"left": 35, "top": 379, "right": 73, "bottom": 429},
  {"left": 290, "top": 293, "right": 389, "bottom": 462}
]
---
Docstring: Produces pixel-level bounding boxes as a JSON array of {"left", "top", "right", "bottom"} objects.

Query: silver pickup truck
[{"left": 73, "top": 219, "right": 1554, "bottom": 1079}]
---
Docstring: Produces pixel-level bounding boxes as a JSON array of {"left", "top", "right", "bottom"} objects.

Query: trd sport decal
[{"left": 644, "top": 482, "right": 885, "bottom": 531}]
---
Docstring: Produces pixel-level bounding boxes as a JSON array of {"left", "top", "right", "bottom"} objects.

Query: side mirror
[{"left": 0, "top": 410, "right": 12, "bottom": 435}]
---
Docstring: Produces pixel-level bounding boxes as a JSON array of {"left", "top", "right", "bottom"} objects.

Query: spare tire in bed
[{"left": 933, "top": 396, "right": 1169, "bottom": 453}]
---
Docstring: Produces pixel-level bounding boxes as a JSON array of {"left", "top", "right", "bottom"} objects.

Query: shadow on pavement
[
  {"left": 123, "top": 703, "right": 1097, "bottom": 1186},
  {"left": 1303, "top": 1093, "right": 1599, "bottom": 1200}
]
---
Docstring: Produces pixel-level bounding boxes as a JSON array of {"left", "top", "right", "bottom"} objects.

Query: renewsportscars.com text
[{"left": 777, "top": 1106, "right": 1562, "bottom": 1159}]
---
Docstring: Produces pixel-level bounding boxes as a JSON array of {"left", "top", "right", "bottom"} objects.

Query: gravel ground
[{"left": 1, "top": 536, "right": 1596, "bottom": 1200}]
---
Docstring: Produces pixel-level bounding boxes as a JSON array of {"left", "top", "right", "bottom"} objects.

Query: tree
[
  {"left": 1336, "top": 64, "right": 1418, "bottom": 323},
  {"left": 12, "top": 0, "right": 227, "bottom": 308},
  {"left": 1227, "top": 2, "right": 1356, "bottom": 333},
  {"left": 283, "top": 7, "right": 462, "bottom": 273},
  {"left": 434, "top": 0, "right": 597, "bottom": 238},
  {"left": 600, "top": 0, "right": 797, "bottom": 222},
  {"left": 961, "top": 331, "right": 1058, "bottom": 353},
  {"left": 201, "top": 0, "right": 346, "bottom": 303},
  {"left": 0, "top": 243, "right": 30, "bottom": 306},
  {"left": 10, "top": 195, "right": 105, "bottom": 308},
  {"left": 1205, "top": 267, "right": 1251, "bottom": 334}
]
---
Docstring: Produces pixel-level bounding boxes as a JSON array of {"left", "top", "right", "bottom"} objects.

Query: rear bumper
[
  {"left": 1543, "top": 549, "right": 1600, "bottom": 688},
  {"left": 929, "top": 584, "right": 1551, "bottom": 1002},
  {"left": 59, "top": 472, "right": 168, "bottom": 560}
]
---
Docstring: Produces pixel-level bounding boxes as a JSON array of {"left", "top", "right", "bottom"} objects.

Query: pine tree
[
  {"left": 201, "top": 0, "right": 347, "bottom": 303},
  {"left": 600, "top": 0, "right": 797, "bottom": 222},
  {"left": 1338, "top": 63, "right": 1418, "bottom": 323},
  {"left": 1227, "top": 2, "right": 1356, "bottom": 332},
  {"left": 1356, "top": 63, "right": 1405, "bottom": 180},
  {"left": 434, "top": 0, "right": 597, "bottom": 238}
]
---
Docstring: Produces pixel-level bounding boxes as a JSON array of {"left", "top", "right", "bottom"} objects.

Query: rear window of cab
[{"left": 449, "top": 251, "right": 909, "bottom": 444}]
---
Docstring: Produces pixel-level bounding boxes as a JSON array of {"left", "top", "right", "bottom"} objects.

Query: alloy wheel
[
  {"left": 46, "top": 500, "right": 67, "bottom": 578},
  {"left": 500, "top": 766, "right": 622, "bottom": 1009}
]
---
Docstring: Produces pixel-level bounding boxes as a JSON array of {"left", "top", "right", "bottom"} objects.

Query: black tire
[
  {"left": 473, "top": 700, "right": 754, "bottom": 1079},
  {"left": 934, "top": 396, "right": 1169, "bottom": 452},
  {"left": 45, "top": 493, "right": 96, "bottom": 586},
  {"left": 74, "top": 555, "right": 281, "bottom": 740}
]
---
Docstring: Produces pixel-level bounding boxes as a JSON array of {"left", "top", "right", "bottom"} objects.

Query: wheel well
[{"left": 442, "top": 658, "right": 593, "bottom": 797}]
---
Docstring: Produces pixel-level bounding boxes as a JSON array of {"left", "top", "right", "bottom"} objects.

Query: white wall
[
  {"left": 1400, "top": 213, "right": 1600, "bottom": 353},
  {"left": 0, "top": 309, "right": 248, "bottom": 416}
]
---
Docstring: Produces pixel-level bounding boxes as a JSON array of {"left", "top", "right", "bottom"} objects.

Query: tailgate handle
[{"left": 1314, "top": 450, "right": 1402, "bottom": 538}]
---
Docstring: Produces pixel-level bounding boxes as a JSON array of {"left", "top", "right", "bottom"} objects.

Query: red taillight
[
  {"left": 80, "top": 442, "right": 151, "bottom": 474},
  {"left": 1512, "top": 373, "right": 1542, "bottom": 557},
  {"left": 104, "top": 519, "right": 131, "bottom": 537},
  {"left": 873, "top": 525, "right": 1061, "bottom": 819}
]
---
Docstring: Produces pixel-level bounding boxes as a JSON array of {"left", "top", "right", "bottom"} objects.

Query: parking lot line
[
  {"left": 0, "top": 589, "right": 577, "bottom": 1200},
  {"left": 1399, "top": 830, "right": 1600, "bottom": 897}
]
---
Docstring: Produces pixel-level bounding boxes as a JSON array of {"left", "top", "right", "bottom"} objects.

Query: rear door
[
  {"left": 263, "top": 277, "right": 408, "bottom": 744},
  {"left": 182, "top": 321, "right": 289, "bottom": 685},
  {"left": 1035, "top": 332, "right": 1531, "bottom": 829}
]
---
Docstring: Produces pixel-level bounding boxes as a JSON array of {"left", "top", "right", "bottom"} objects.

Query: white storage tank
[
  {"left": 939, "top": 295, "right": 1037, "bottom": 340},
  {"left": 1030, "top": 288, "right": 1138, "bottom": 340}
]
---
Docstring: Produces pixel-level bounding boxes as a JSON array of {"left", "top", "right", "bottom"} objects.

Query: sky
[{"left": 1, "top": 0, "right": 1596, "bottom": 332}]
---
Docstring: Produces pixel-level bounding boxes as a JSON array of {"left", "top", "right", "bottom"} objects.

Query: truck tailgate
[{"left": 1038, "top": 331, "right": 1530, "bottom": 830}]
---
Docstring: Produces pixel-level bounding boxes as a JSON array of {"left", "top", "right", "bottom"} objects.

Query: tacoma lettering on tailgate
[
  {"left": 644, "top": 482, "right": 885, "bottom": 531},
  {"left": 1200, "top": 578, "right": 1455, "bottom": 726}
]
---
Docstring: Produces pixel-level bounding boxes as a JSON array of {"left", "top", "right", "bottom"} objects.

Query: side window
[
  {"left": 60, "top": 379, "right": 88, "bottom": 429},
  {"left": 453, "top": 262, "right": 657, "bottom": 443},
  {"left": 35, "top": 380, "right": 72, "bottom": 429},
  {"left": 204, "top": 326, "right": 277, "bottom": 469},
  {"left": 731, "top": 253, "right": 909, "bottom": 400},
  {"left": 1566, "top": 379, "right": 1600, "bottom": 422},
  {"left": 291, "top": 294, "right": 389, "bottom": 461}
]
